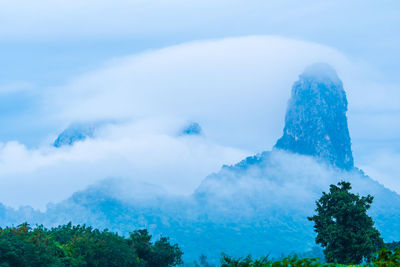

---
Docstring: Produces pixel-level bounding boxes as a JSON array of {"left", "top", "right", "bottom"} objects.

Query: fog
[
  {"left": 4, "top": 148, "right": 398, "bottom": 261},
  {"left": 0, "top": 36, "right": 398, "bottom": 210}
]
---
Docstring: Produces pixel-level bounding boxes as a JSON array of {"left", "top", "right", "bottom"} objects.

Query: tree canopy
[
  {"left": 0, "top": 223, "right": 182, "bottom": 267},
  {"left": 308, "top": 181, "right": 384, "bottom": 264}
]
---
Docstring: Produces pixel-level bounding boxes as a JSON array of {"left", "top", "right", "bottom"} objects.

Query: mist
[
  {"left": 3, "top": 148, "right": 399, "bottom": 262},
  {"left": 0, "top": 35, "right": 398, "bottom": 210}
]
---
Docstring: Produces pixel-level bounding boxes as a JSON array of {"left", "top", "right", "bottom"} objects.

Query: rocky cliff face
[{"left": 274, "top": 63, "right": 354, "bottom": 170}]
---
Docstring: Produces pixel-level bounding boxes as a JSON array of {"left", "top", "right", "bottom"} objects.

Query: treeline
[
  {"left": 0, "top": 223, "right": 182, "bottom": 267},
  {"left": 1, "top": 224, "right": 400, "bottom": 267},
  {"left": 216, "top": 250, "right": 400, "bottom": 266}
]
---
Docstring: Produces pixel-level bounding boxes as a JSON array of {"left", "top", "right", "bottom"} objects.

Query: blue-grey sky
[
  {"left": 2, "top": 0, "right": 399, "bottom": 85},
  {"left": 0, "top": 0, "right": 399, "bottom": 208}
]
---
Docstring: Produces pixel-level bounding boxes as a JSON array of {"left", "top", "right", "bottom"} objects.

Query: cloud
[
  {"left": 358, "top": 147, "right": 400, "bottom": 193},
  {"left": 0, "top": 35, "right": 398, "bottom": 210},
  {"left": 46, "top": 35, "right": 400, "bottom": 152},
  {"left": 0, "top": 0, "right": 250, "bottom": 40},
  {"left": 0, "top": 119, "right": 248, "bottom": 210},
  {"left": 47, "top": 35, "right": 353, "bottom": 151},
  {"left": 0, "top": 35, "right": 350, "bottom": 210},
  {"left": 1, "top": 0, "right": 399, "bottom": 81}
]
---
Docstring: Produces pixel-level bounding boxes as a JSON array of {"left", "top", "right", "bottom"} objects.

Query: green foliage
[
  {"left": 50, "top": 223, "right": 135, "bottom": 266},
  {"left": 308, "top": 181, "right": 384, "bottom": 264},
  {"left": 372, "top": 247, "right": 400, "bottom": 266},
  {"left": 219, "top": 254, "right": 331, "bottom": 266},
  {"left": 218, "top": 248, "right": 400, "bottom": 266},
  {"left": 0, "top": 223, "right": 67, "bottom": 267},
  {"left": 385, "top": 241, "right": 400, "bottom": 251},
  {"left": 0, "top": 223, "right": 182, "bottom": 267},
  {"left": 128, "top": 229, "right": 183, "bottom": 267},
  {"left": 220, "top": 254, "right": 271, "bottom": 267}
]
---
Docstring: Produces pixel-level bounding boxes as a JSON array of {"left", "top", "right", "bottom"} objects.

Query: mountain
[
  {"left": 2, "top": 63, "right": 400, "bottom": 263},
  {"left": 180, "top": 122, "right": 202, "bottom": 136},
  {"left": 275, "top": 63, "right": 353, "bottom": 170},
  {"left": 54, "top": 123, "right": 97, "bottom": 147}
]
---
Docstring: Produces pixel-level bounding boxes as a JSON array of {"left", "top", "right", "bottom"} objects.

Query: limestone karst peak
[{"left": 274, "top": 63, "right": 354, "bottom": 170}]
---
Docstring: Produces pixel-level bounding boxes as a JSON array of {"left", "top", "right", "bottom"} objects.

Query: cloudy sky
[{"left": 0, "top": 0, "right": 399, "bottom": 209}]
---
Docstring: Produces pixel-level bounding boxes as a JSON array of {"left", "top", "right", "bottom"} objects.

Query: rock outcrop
[{"left": 275, "top": 63, "right": 354, "bottom": 170}]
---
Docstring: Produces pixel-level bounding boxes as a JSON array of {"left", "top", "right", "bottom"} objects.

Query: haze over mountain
[{"left": 1, "top": 64, "right": 399, "bottom": 263}]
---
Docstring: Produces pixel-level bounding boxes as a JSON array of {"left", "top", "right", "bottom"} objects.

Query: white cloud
[
  {"left": 0, "top": 119, "right": 249, "bottom": 210},
  {"left": 1, "top": 0, "right": 399, "bottom": 81},
  {"left": 0, "top": 35, "right": 399, "bottom": 210},
  {"left": 195, "top": 149, "right": 394, "bottom": 220},
  {"left": 48, "top": 35, "right": 353, "bottom": 150},
  {"left": 47, "top": 35, "right": 400, "bottom": 152},
  {"left": 357, "top": 147, "right": 400, "bottom": 193}
]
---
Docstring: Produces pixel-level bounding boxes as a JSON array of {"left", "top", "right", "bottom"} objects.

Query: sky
[{"left": 0, "top": 0, "right": 399, "bottom": 209}]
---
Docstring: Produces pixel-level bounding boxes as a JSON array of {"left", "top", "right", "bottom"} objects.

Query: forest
[{"left": 0, "top": 223, "right": 182, "bottom": 267}]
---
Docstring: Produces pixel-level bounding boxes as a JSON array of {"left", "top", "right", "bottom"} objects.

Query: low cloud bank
[
  {"left": 3, "top": 149, "right": 399, "bottom": 262},
  {"left": 0, "top": 119, "right": 248, "bottom": 209}
]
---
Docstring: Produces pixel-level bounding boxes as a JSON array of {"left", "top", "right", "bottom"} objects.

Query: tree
[
  {"left": 308, "top": 181, "right": 384, "bottom": 264},
  {"left": 128, "top": 229, "right": 183, "bottom": 267}
]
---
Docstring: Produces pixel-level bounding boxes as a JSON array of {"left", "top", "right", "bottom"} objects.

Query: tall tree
[{"left": 308, "top": 181, "right": 384, "bottom": 264}]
